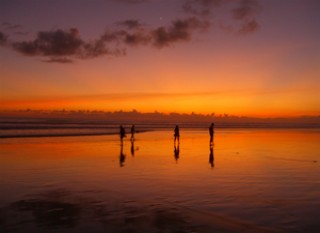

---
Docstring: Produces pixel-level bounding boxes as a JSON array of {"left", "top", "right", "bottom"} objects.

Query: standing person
[
  {"left": 174, "top": 125, "right": 180, "bottom": 144},
  {"left": 209, "top": 123, "right": 214, "bottom": 144},
  {"left": 130, "top": 124, "right": 135, "bottom": 141},
  {"left": 119, "top": 125, "right": 126, "bottom": 143}
]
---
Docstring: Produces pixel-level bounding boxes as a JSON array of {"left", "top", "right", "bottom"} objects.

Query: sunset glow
[{"left": 1, "top": 0, "right": 319, "bottom": 117}]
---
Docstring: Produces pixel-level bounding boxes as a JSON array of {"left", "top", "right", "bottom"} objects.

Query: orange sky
[{"left": 0, "top": 0, "right": 319, "bottom": 117}]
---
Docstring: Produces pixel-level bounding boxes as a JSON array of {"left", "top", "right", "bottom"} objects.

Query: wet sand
[{"left": 0, "top": 129, "right": 319, "bottom": 232}]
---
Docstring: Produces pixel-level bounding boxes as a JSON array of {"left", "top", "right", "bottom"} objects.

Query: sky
[{"left": 0, "top": 0, "right": 320, "bottom": 117}]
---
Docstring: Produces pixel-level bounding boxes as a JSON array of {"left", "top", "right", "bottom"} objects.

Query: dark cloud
[
  {"left": 10, "top": 28, "right": 128, "bottom": 62},
  {"left": 238, "top": 19, "right": 259, "bottom": 34},
  {"left": 111, "top": 21, "right": 152, "bottom": 47},
  {"left": 6, "top": 26, "right": 146, "bottom": 63},
  {"left": 123, "top": 31, "right": 151, "bottom": 46},
  {"left": 81, "top": 38, "right": 127, "bottom": 58},
  {"left": 232, "top": 0, "right": 261, "bottom": 34},
  {"left": 183, "top": 0, "right": 261, "bottom": 34},
  {"left": 1, "top": 0, "right": 261, "bottom": 63},
  {"left": 101, "top": 17, "right": 210, "bottom": 48},
  {"left": 232, "top": 0, "right": 260, "bottom": 20},
  {"left": 5, "top": 16, "right": 211, "bottom": 63},
  {"left": 13, "top": 28, "right": 82, "bottom": 56},
  {"left": 151, "top": 17, "right": 210, "bottom": 48},
  {"left": 117, "top": 19, "right": 143, "bottom": 29},
  {"left": 97, "top": 27, "right": 150, "bottom": 47},
  {"left": 0, "top": 31, "right": 8, "bottom": 45}
]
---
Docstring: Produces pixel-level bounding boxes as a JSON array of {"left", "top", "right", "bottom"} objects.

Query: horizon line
[{"left": 1, "top": 108, "right": 319, "bottom": 119}]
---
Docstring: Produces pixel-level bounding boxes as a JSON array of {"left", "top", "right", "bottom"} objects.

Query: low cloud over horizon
[{"left": 0, "top": 0, "right": 262, "bottom": 63}]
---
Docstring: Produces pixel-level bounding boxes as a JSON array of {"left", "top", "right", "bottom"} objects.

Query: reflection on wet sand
[
  {"left": 1, "top": 189, "right": 193, "bottom": 233},
  {"left": 209, "top": 144, "right": 214, "bottom": 168},
  {"left": 11, "top": 194, "right": 80, "bottom": 229},
  {"left": 119, "top": 142, "right": 126, "bottom": 167},
  {"left": 209, "top": 133, "right": 215, "bottom": 168},
  {"left": 130, "top": 139, "right": 135, "bottom": 157},
  {"left": 174, "top": 144, "right": 180, "bottom": 162},
  {"left": 1, "top": 129, "right": 320, "bottom": 233},
  {"left": 1, "top": 188, "right": 286, "bottom": 233}
]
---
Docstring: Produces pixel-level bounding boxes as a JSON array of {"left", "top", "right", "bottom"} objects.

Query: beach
[{"left": 0, "top": 129, "right": 319, "bottom": 232}]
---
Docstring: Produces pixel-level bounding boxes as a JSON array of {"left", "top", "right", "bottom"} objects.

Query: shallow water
[{"left": 0, "top": 129, "right": 319, "bottom": 233}]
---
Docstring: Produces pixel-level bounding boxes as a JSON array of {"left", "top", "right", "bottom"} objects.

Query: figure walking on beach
[
  {"left": 119, "top": 125, "right": 126, "bottom": 144},
  {"left": 130, "top": 124, "right": 135, "bottom": 141},
  {"left": 209, "top": 123, "right": 214, "bottom": 144},
  {"left": 174, "top": 125, "right": 180, "bottom": 144}
]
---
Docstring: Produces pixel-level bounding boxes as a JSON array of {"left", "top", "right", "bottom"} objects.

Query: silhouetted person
[
  {"left": 174, "top": 125, "right": 180, "bottom": 144},
  {"left": 119, "top": 125, "right": 126, "bottom": 143},
  {"left": 119, "top": 143, "right": 126, "bottom": 167},
  {"left": 130, "top": 139, "right": 135, "bottom": 157},
  {"left": 209, "top": 123, "right": 215, "bottom": 144},
  {"left": 174, "top": 144, "right": 180, "bottom": 162},
  {"left": 130, "top": 124, "right": 135, "bottom": 141},
  {"left": 209, "top": 144, "right": 214, "bottom": 168}
]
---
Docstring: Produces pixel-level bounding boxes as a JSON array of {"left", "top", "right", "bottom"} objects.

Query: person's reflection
[
  {"left": 119, "top": 143, "right": 126, "bottom": 167},
  {"left": 119, "top": 125, "right": 126, "bottom": 144},
  {"left": 209, "top": 144, "right": 214, "bottom": 168},
  {"left": 130, "top": 139, "right": 135, "bottom": 157},
  {"left": 174, "top": 144, "right": 180, "bottom": 162},
  {"left": 130, "top": 124, "right": 135, "bottom": 141}
]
